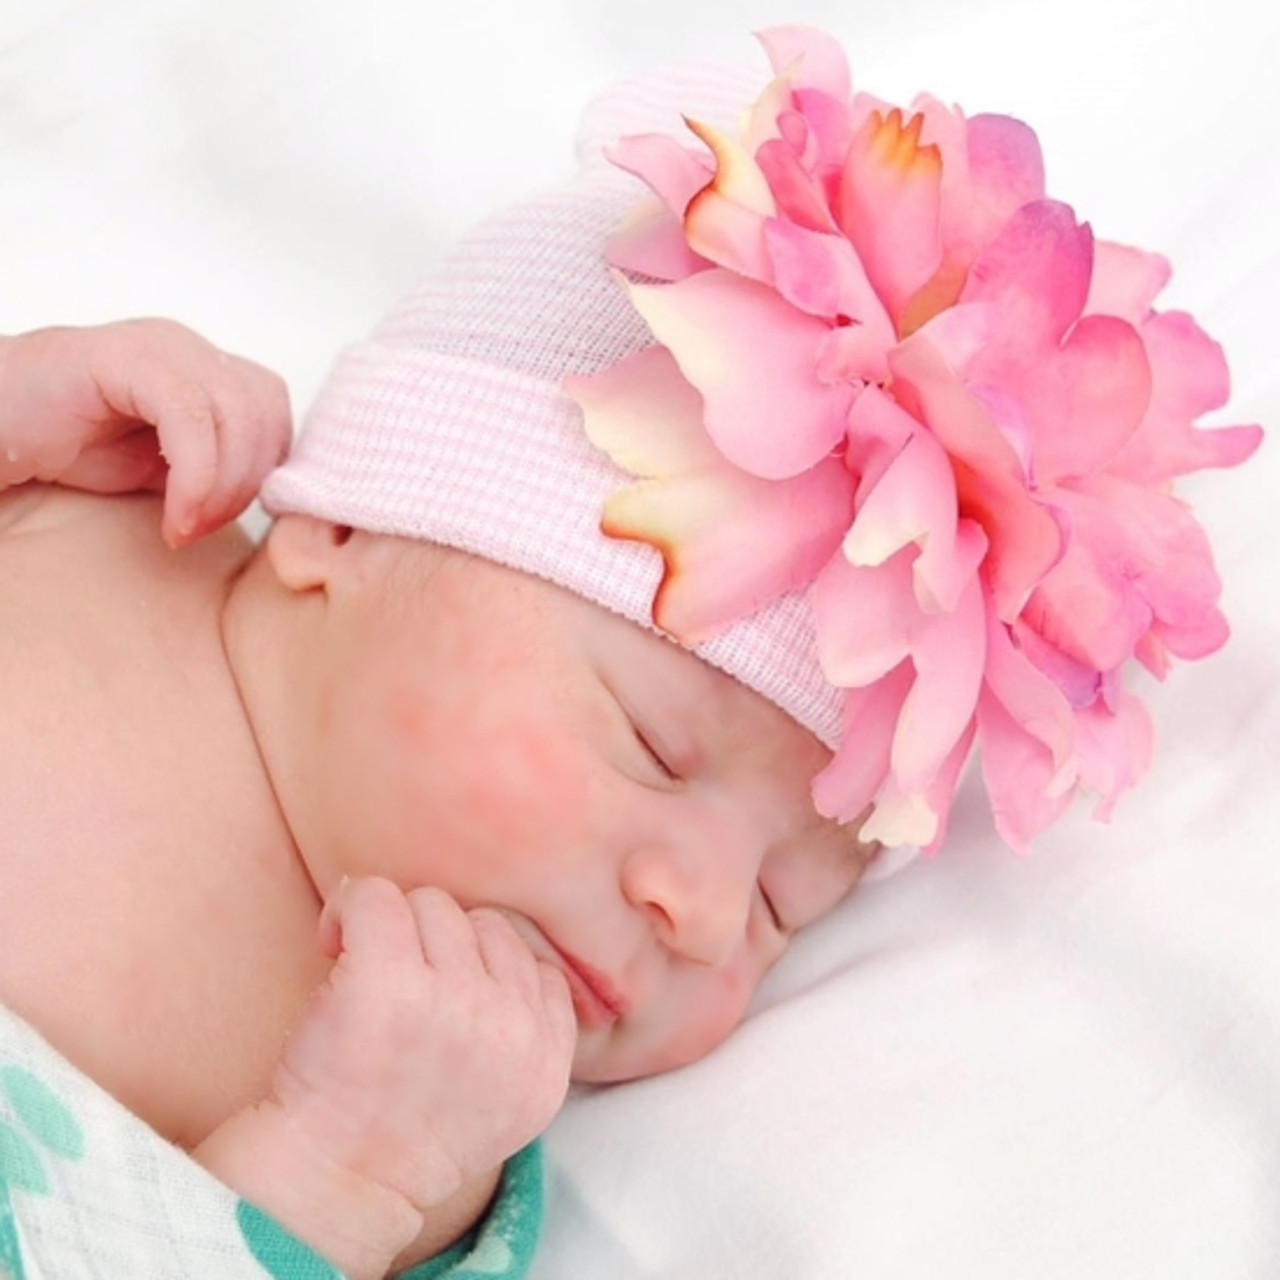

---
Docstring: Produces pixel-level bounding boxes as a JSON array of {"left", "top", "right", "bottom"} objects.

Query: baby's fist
[{"left": 273, "top": 878, "right": 575, "bottom": 1213}]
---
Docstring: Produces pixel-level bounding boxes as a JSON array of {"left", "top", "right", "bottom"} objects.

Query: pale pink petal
[
  {"left": 1084, "top": 240, "right": 1172, "bottom": 322},
  {"left": 797, "top": 86, "right": 865, "bottom": 173},
  {"left": 916, "top": 720, "right": 978, "bottom": 854},
  {"left": 1011, "top": 618, "right": 1108, "bottom": 709},
  {"left": 1074, "top": 692, "right": 1154, "bottom": 821},
  {"left": 757, "top": 24, "right": 853, "bottom": 101},
  {"left": 889, "top": 332, "right": 1066, "bottom": 618},
  {"left": 841, "top": 391, "right": 989, "bottom": 611},
  {"left": 1022, "top": 530, "right": 1152, "bottom": 676},
  {"left": 764, "top": 220, "right": 896, "bottom": 343},
  {"left": 813, "top": 547, "right": 918, "bottom": 686},
  {"left": 892, "top": 572, "right": 986, "bottom": 790},
  {"left": 605, "top": 134, "right": 714, "bottom": 216},
  {"left": 982, "top": 606, "right": 1076, "bottom": 773},
  {"left": 960, "top": 199, "right": 1093, "bottom": 352},
  {"left": 1108, "top": 310, "right": 1264, "bottom": 483},
  {"left": 837, "top": 108, "right": 944, "bottom": 328},
  {"left": 607, "top": 198, "right": 709, "bottom": 281},
  {"left": 604, "top": 455, "right": 855, "bottom": 644},
  {"left": 756, "top": 135, "right": 838, "bottom": 232},
  {"left": 740, "top": 70, "right": 794, "bottom": 153},
  {"left": 975, "top": 687, "right": 1074, "bottom": 852},
  {"left": 860, "top": 780, "right": 941, "bottom": 849},
  {"left": 565, "top": 345, "right": 717, "bottom": 475},
  {"left": 814, "top": 323, "right": 891, "bottom": 386},
  {"left": 1030, "top": 475, "right": 1232, "bottom": 669},
  {"left": 811, "top": 662, "right": 912, "bottom": 824},
  {"left": 1149, "top": 608, "right": 1230, "bottom": 662},
  {"left": 962, "top": 113, "right": 1046, "bottom": 234},
  {"left": 623, "top": 269, "right": 854, "bottom": 479},
  {"left": 1020, "top": 313, "right": 1152, "bottom": 485},
  {"left": 680, "top": 118, "right": 776, "bottom": 281}
]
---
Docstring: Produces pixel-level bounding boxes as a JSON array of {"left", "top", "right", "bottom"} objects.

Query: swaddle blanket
[{"left": 0, "top": 1004, "right": 542, "bottom": 1280}]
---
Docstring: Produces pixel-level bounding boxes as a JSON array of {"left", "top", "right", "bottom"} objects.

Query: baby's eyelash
[
  {"left": 634, "top": 726, "right": 677, "bottom": 781},
  {"left": 758, "top": 883, "right": 785, "bottom": 933}
]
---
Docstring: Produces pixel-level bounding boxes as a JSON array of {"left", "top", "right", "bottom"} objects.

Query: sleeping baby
[{"left": 0, "top": 24, "right": 1258, "bottom": 1280}]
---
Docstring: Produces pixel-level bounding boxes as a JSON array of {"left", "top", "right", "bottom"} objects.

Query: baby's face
[{"left": 296, "top": 533, "right": 875, "bottom": 1083}]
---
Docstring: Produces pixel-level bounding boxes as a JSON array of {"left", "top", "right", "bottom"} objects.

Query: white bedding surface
[{"left": 4, "top": 2, "right": 1278, "bottom": 1277}]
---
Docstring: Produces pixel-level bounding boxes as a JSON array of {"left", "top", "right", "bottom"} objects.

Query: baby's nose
[{"left": 620, "top": 829, "right": 758, "bottom": 967}]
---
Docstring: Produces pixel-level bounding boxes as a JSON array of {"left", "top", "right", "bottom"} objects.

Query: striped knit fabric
[{"left": 261, "top": 60, "right": 846, "bottom": 751}]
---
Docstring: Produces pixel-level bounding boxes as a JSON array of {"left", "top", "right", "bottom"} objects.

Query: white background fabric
[{"left": 3, "top": 2, "right": 1278, "bottom": 1277}]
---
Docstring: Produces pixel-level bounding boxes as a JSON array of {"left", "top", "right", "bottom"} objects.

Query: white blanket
[{"left": 3, "top": 2, "right": 1278, "bottom": 1277}]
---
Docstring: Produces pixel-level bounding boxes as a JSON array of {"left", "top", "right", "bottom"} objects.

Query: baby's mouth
[{"left": 495, "top": 910, "right": 626, "bottom": 1030}]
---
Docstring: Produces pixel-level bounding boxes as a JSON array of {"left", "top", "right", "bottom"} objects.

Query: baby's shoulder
[{"left": 0, "top": 485, "right": 250, "bottom": 613}]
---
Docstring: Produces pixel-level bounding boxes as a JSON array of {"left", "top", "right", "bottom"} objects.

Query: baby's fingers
[
  {"left": 170, "top": 354, "right": 291, "bottom": 545},
  {"left": 318, "top": 876, "right": 426, "bottom": 979}
]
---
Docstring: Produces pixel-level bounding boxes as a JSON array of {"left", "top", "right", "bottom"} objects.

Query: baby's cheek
[
  {"left": 649, "top": 966, "right": 758, "bottom": 1075},
  {"left": 437, "top": 710, "right": 594, "bottom": 858}
]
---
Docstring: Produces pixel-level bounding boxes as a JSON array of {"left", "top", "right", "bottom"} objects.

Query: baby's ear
[{"left": 265, "top": 515, "right": 354, "bottom": 592}]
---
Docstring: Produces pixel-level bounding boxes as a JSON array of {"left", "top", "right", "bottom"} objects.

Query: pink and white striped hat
[{"left": 260, "top": 61, "right": 846, "bottom": 752}]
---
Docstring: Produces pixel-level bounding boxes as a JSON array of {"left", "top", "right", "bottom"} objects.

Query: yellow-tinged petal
[
  {"left": 566, "top": 345, "right": 716, "bottom": 476},
  {"left": 683, "top": 117, "right": 776, "bottom": 216},
  {"left": 603, "top": 454, "right": 855, "bottom": 643}
]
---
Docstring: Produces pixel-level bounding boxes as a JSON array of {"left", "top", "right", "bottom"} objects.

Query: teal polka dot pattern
[
  {"left": 1, "top": 1181, "right": 26, "bottom": 1280},
  {"left": 0, "top": 1064, "right": 84, "bottom": 1280},
  {"left": 0, "top": 1068, "right": 84, "bottom": 1162}
]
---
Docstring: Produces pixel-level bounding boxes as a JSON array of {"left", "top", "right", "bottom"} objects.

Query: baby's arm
[
  {"left": 0, "top": 319, "right": 290, "bottom": 545},
  {"left": 194, "top": 878, "right": 576, "bottom": 1280}
]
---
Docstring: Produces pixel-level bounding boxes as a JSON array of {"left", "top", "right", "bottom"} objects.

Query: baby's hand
[
  {"left": 275, "top": 877, "right": 576, "bottom": 1214},
  {"left": 0, "top": 318, "right": 291, "bottom": 545}
]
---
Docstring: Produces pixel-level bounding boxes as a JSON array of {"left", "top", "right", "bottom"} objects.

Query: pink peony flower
[{"left": 565, "top": 25, "right": 1263, "bottom": 853}]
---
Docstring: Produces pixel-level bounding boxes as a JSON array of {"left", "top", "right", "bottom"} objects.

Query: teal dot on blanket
[
  {"left": 236, "top": 1199, "right": 343, "bottom": 1280},
  {"left": 1, "top": 1183, "right": 28, "bottom": 1280},
  {"left": 0, "top": 1121, "right": 46, "bottom": 1196},
  {"left": 0, "top": 1067, "right": 84, "bottom": 1161}
]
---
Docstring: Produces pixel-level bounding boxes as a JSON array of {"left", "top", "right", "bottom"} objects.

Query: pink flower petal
[
  {"left": 757, "top": 24, "right": 853, "bottom": 101},
  {"left": 1108, "top": 310, "right": 1264, "bottom": 483},
  {"left": 814, "top": 324, "right": 891, "bottom": 386},
  {"left": 861, "top": 778, "right": 942, "bottom": 849},
  {"left": 837, "top": 108, "right": 944, "bottom": 329},
  {"left": 975, "top": 687, "right": 1074, "bottom": 852},
  {"left": 1032, "top": 475, "right": 1231, "bottom": 669},
  {"left": 1084, "top": 240, "right": 1172, "bottom": 323},
  {"left": 764, "top": 220, "right": 895, "bottom": 336},
  {"left": 756, "top": 136, "right": 838, "bottom": 233},
  {"left": 841, "top": 388, "right": 989, "bottom": 612},
  {"left": 813, "top": 548, "right": 918, "bottom": 687},
  {"left": 811, "top": 662, "right": 912, "bottom": 824},
  {"left": 1074, "top": 691, "right": 1154, "bottom": 821},
  {"left": 605, "top": 133, "right": 714, "bottom": 217},
  {"left": 889, "top": 332, "right": 1066, "bottom": 617},
  {"left": 566, "top": 345, "right": 718, "bottom": 475},
  {"left": 623, "top": 268, "right": 855, "bottom": 479},
  {"left": 604, "top": 455, "right": 855, "bottom": 643},
  {"left": 1011, "top": 618, "right": 1108, "bottom": 709},
  {"left": 681, "top": 118, "right": 776, "bottom": 281},
  {"left": 983, "top": 608, "right": 1077, "bottom": 771},
  {"left": 961, "top": 199, "right": 1093, "bottom": 351},
  {"left": 1020, "top": 313, "right": 1152, "bottom": 485},
  {"left": 963, "top": 113, "right": 1046, "bottom": 225},
  {"left": 892, "top": 571, "right": 986, "bottom": 790},
  {"left": 812, "top": 546, "right": 986, "bottom": 793},
  {"left": 607, "top": 202, "right": 710, "bottom": 281},
  {"left": 916, "top": 719, "right": 978, "bottom": 854}
]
